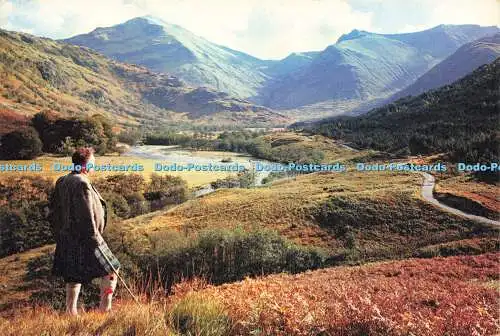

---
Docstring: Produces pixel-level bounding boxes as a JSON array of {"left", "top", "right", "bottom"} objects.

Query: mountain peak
[
  {"left": 336, "top": 29, "right": 371, "bottom": 44},
  {"left": 122, "top": 16, "right": 167, "bottom": 27},
  {"left": 136, "top": 15, "right": 169, "bottom": 26}
]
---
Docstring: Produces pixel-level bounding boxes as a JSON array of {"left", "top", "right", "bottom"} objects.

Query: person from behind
[{"left": 49, "top": 147, "right": 120, "bottom": 315}]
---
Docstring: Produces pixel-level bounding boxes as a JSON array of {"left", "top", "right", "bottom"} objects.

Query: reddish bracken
[{"left": 170, "top": 253, "right": 500, "bottom": 336}]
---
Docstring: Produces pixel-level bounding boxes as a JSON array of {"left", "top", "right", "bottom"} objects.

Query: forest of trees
[{"left": 303, "top": 59, "right": 499, "bottom": 179}]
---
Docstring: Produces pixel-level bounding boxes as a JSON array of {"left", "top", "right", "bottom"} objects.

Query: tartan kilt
[
  {"left": 52, "top": 237, "right": 120, "bottom": 284},
  {"left": 94, "top": 240, "right": 121, "bottom": 275}
]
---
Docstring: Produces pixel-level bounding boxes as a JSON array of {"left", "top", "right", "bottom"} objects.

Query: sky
[{"left": 0, "top": 0, "right": 498, "bottom": 59}]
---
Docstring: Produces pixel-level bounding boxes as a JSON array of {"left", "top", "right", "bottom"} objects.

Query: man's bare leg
[
  {"left": 65, "top": 282, "right": 81, "bottom": 315},
  {"left": 99, "top": 272, "right": 118, "bottom": 312}
]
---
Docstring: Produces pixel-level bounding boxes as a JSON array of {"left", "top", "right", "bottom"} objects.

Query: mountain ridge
[
  {"left": 259, "top": 24, "right": 499, "bottom": 110},
  {"left": 304, "top": 58, "right": 499, "bottom": 165},
  {"left": 65, "top": 16, "right": 270, "bottom": 99}
]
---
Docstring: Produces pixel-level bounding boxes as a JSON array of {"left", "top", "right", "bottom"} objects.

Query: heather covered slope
[
  {"left": 173, "top": 253, "right": 500, "bottom": 336},
  {"left": 1, "top": 253, "right": 498, "bottom": 335},
  {"left": 0, "top": 28, "right": 287, "bottom": 129}
]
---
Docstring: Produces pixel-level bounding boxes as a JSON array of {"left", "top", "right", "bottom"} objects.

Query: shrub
[
  {"left": 102, "top": 192, "right": 130, "bottom": 219},
  {"left": 145, "top": 174, "right": 188, "bottom": 211},
  {"left": 210, "top": 171, "right": 254, "bottom": 190},
  {"left": 118, "top": 129, "right": 142, "bottom": 145},
  {"left": 93, "top": 174, "right": 146, "bottom": 196},
  {"left": 141, "top": 227, "right": 328, "bottom": 292},
  {"left": 125, "top": 192, "right": 150, "bottom": 217},
  {"left": 31, "top": 112, "right": 117, "bottom": 155},
  {"left": 0, "top": 176, "right": 54, "bottom": 257},
  {"left": 0, "top": 127, "right": 43, "bottom": 159}
]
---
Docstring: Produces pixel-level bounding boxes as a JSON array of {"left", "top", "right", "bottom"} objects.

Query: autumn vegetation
[{"left": 0, "top": 253, "right": 498, "bottom": 335}]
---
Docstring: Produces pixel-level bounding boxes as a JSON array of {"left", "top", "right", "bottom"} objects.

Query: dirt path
[{"left": 421, "top": 172, "right": 499, "bottom": 226}]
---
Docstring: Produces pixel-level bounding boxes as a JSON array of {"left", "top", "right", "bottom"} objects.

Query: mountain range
[
  {"left": 66, "top": 17, "right": 499, "bottom": 117},
  {"left": 65, "top": 16, "right": 270, "bottom": 99},
  {"left": 0, "top": 17, "right": 498, "bottom": 131}
]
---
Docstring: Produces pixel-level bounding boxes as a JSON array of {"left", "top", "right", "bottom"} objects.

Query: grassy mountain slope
[
  {"left": 127, "top": 169, "right": 495, "bottom": 256},
  {"left": 0, "top": 28, "right": 287, "bottom": 130},
  {"left": 259, "top": 25, "right": 499, "bottom": 110},
  {"left": 65, "top": 16, "right": 271, "bottom": 99},
  {"left": 307, "top": 58, "right": 499, "bottom": 161}
]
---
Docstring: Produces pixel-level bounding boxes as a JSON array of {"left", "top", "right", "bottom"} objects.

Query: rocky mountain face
[{"left": 258, "top": 25, "right": 499, "bottom": 109}]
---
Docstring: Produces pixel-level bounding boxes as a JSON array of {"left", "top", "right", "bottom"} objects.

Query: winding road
[
  {"left": 420, "top": 172, "right": 499, "bottom": 226},
  {"left": 337, "top": 141, "right": 499, "bottom": 226}
]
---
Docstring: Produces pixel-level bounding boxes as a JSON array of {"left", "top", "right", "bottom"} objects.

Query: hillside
[
  {"left": 1, "top": 253, "right": 497, "bottom": 335},
  {"left": 65, "top": 16, "right": 271, "bottom": 99},
  {"left": 123, "top": 169, "right": 496, "bottom": 258},
  {"left": 0, "top": 28, "right": 287, "bottom": 130},
  {"left": 389, "top": 33, "right": 500, "bottom": 102},
  {"left": 259, "top": 25, "right": 499, "bottom": 110},
  {"left": 306, "top": 58, "right": 500, "bottom": 162}
]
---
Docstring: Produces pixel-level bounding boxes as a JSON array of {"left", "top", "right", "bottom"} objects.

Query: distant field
[
  {"left": 0, "top": 132, "right": 372, "bottom": 187},
  {"left": 0, "top": 153, "right": 235, "bottom": 187}
]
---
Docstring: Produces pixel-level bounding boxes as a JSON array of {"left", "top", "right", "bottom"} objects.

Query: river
[{"left": 123, "top": 145, "right": 279, "bottom": 197}]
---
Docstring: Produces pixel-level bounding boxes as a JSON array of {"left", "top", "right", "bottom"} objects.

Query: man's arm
[{"left": 74, "top": 181, "right": 104, "bottom": 247}]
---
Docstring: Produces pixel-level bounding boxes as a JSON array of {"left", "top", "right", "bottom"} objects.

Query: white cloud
[
  {"left": 429, "top": 0, "right": 499, "bottom": 27},
  {"left": 350, "top": 0, "right": 499, "bottom": 34},
  {"left": 0, "top": 0, "right": 13, "bottom": 25},
  {"left": 0, "top": 0, "right": 498, "bottom": 59}
]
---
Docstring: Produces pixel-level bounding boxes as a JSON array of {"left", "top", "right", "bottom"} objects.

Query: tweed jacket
[{"left": 50, "top": 172, "right": 118, "bottom": 283}]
